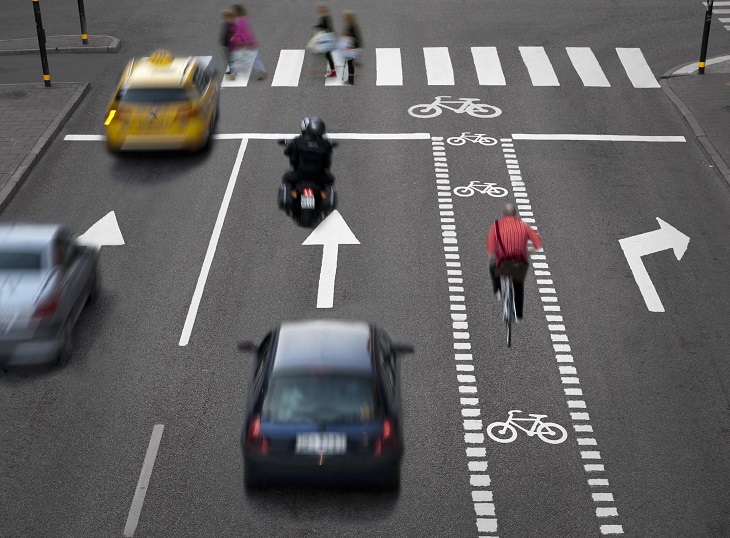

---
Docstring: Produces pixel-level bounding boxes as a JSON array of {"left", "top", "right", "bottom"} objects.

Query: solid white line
[
  {"left": 376, "top": 48, "right": 403, "bottom": 86},
  {"left": 65, "top": 133, "right": 432, "bottom": 142},
  {"left": 179, "top": 138, "right": 248, "bottom": 346},
  {"left": 512, "top": 134, "right": 686, "bottom": 142},
  {"left": 424, "top": 47, "right": 455, "bottom": 85},
  {"left": 271, "top": 49, "right": 304, "bottom": 86},
  {"left": 471, "top": 47, "right": 506, "bottom": 85},
  {"left": 616, "top": 48, "right": 660, "bottom": 88},
  {"left": 64, "top": 134, "right": 104, "bottom": 141},
  {"left": 520, "top": 46, "right": 560, "bottom": 86},
  {"left": 124, "top": 425, "right": 164, "bottom": 537},
  {"left": 567, "top": 47, "right": 610, "bottom": 87}
]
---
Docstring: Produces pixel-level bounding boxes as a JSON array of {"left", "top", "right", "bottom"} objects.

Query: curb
[
  {"left": 0, "top": 35, "right": 120, "bottom": 56},
  {"left": 660, "top": 57, "right": 730, "bottom": 192},
  {"left": 0, "top": 82, "right": 90, "bottom": 212}
]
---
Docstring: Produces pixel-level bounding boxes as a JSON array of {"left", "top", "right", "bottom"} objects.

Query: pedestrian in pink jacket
[{"left": 228, "top": 5, "right": 267, "bottom": 80}]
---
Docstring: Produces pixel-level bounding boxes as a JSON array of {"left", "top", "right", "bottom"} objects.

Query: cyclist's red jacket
[{"left": 486, "top": 216, "right": 543, "bottom": 266}]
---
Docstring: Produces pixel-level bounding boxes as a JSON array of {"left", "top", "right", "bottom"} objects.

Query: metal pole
[
  {"left": 32, "top": 0, "right": 51, "bottom": 87},
  {"left": 77, "top": 0, "right": 88, "bottom": 44},
  {"left": 699, "top": 0, "right": 714, "bottom": 74}
]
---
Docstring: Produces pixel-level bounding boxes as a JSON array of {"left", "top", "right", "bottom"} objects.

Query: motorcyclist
[{"left": 280, "top": 116, "right": 336, "bottom": 213}]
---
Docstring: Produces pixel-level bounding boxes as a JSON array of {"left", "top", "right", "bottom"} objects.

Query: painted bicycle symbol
[
  {"left": 447, "top": 132, "right": 498, "bottom": 146},
  {"left": 486, "top": 410, "right": 568, "bottom": 444},
  {"left": 453, "top": 181, "right": 508, "bottom": 198},
  {"left": 408, "top": 96, "right": 502, "bottom": 119}
]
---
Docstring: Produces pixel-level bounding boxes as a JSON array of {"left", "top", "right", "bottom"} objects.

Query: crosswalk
[
  {"left": 222, "top": 45, "right": 660, "bottom": 89},
  {"left": 704, "top": 1, "right": 730, "bottom": 32}
]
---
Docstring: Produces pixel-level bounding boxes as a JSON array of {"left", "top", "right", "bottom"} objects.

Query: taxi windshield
[{"left": 117, "top": 88, "right": 190, "bottom": 103}]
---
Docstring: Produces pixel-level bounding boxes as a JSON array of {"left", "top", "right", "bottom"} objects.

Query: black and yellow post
[
  {"left": 77, "top": 0, "right": 88, "bottom": 44},
  {"left": 699, "top": 0, "right": 714, "bottom": 74},
  {"left": 32, "top": 0, "right": 51, "bottom": 87}
]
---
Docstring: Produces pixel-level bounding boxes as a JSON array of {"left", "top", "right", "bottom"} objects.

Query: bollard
[
  {"left": 32, "top": 0, "right": 51, "bottom": 87},
  {"left": 77, "top": 0, "right": 88, "bottom": 44},
  {"left": 699, "top": 0, "right": 714, "bottom": 74}
]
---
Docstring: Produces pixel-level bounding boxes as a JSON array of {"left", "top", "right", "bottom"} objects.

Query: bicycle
[
  {"left": 408, "top": 96, "right": 502, "bottom": 119},
  {"left": 486, "top": 410, "right": 567, "bottom": 444},
  {"left": 501, "top": 272, "right": 516, "bottom": 348},
  {"left": 453, "top": 181, "right": 508, "bottom": 198},
  {"left": 447, "top": 132, "right": 498, "bottom": 146}
]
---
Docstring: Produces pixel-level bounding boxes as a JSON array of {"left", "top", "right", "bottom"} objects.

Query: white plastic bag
[
  {"left": 307, "top": 31, "right": 337, "bottom": 54},
  {"left": 337, "top": 36, "right": 360, "bottom": 60}
]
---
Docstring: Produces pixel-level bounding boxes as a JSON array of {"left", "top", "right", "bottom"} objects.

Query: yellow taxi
[{"left": 104, "top": 50, "right": 220, "bottom": 152}]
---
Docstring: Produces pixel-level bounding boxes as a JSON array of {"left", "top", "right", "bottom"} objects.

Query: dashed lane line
[
  {"left": 124, "top": 425, "right": 165, "bottom": 537},
  {"left": 431, "top": 136, "right": 499, "bottom": 537},
  {"left": 499, "top": 138, "right": 624, "bottom": 536}
]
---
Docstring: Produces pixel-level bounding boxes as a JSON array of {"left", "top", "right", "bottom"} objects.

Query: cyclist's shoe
[{"left": 494, "top": 289, "right": 502, "bottom": 302}]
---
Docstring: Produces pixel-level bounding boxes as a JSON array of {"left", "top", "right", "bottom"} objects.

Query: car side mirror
[
  {"left": 237, "top": 340, "right": 258, "bottom": 353},
  {"left": 391, "top": 342, "right": 414, "bottom": 355}
]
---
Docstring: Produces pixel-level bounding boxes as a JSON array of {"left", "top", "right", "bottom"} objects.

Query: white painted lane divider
[
  {"left": 618, "top": 218, "right": 690, "bottom": 312},
  {"left": 499, "top": 138, "right": 624, "bottom": 535},
  {"left": 430, "top": 136, "right": 499, "bottom": 536},
  {"left": 179, "top": 138, "right": 248, "bottom": 346},
  {"left": 512, "top": 134, "right": 686, "bottom": 142},
  {"left": 302, "top": 210, "right": 360, "bottom": 309},
  {"left": 124, "top": 424, "right": 164, "bottom": 537}
]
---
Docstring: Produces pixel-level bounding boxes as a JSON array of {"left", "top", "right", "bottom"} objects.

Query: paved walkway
[{"left": 1, "top": 36, "right": 730, "bottom": 212}]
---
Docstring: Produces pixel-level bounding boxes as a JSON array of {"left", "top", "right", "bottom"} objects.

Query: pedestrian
[
  {"left": 314, "top": 3, "right": 337, "bottom": 78},
  {"left": 220, "top": 8, "right": 236, "bottom": 75},
  {"left": 340, "top": 10, "right": 362, "bottom": 85},
  {"left": 486, "top": 203, "right": 543, "bottom": 322},
  {"left": 228, "top": 5, "right": 268, "bottom": 81}
]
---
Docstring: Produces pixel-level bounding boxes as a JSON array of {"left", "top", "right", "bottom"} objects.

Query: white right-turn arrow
[{"left": 618, "top": 217, "right": 690, "bottom": 313}]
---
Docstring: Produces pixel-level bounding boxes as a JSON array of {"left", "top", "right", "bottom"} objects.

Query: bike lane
[{"left": 430, "top": 128, "right": 613, "bottom": 537}]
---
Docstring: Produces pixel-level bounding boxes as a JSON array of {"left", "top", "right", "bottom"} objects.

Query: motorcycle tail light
[{"left": 246, "top": 415, "right": 269, "bottom": 455}]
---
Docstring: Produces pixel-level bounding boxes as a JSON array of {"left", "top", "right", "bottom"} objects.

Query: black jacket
[{"left": 285, "top": 135, "right": 333, "bottom": 181}]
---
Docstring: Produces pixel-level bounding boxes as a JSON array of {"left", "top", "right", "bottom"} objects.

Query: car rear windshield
[
  {"left": 117, "top": 88, "right": 190, "bottom": 103},
  {"left": 0, "top": 251, "right": 42, "bottom": 270},
  {"left": 262, "top": 374, "right": 380, "bottom": 424}
]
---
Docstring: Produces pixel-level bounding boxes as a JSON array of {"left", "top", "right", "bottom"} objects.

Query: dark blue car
[{"left": 239, "top": 320, "right": 414, "bottom": 490}]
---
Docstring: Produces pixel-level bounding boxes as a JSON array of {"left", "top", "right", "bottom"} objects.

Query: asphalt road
[{"left": 1, "top": 1, "right": 730, "bottom": 537}]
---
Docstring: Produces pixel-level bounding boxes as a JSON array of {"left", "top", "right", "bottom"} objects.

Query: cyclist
[{"left": 486, "top": 203, "right": 543, "bottom": 322}]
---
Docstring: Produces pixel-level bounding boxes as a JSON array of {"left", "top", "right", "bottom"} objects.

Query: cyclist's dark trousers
[{"left": 490, "top": 260, "right": 525, "bottom": 319}]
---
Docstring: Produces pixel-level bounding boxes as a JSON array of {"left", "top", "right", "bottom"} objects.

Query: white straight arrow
[
  {"left": 303, "top": 210, "right": 360, "bottom": 308},
  {"left": 77, "top": 211, "right": 125, "bottom": 249},
  {"left": 618, "top": 218, "right": 689, "bottom": 312}
]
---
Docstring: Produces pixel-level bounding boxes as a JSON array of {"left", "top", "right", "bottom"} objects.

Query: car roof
[
  {"left": 272, "top": 320, "right": 374, "bottom": 375},
  {"left": 123, "top": 52, "right": 213, "bottom": 89},
  {"left": 0, "top": 223, "right": 63, "bottom": 248}
]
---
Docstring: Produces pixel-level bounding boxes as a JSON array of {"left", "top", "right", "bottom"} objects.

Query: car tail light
[
  {"left": 375, "top": 417, "right": 397, "bottom": 456},
  {"left": 32, "top": 293, "right": 60, "bottom": 320},
  {"left": 246, "top": 415, "right": 269, "bottom": 455}
]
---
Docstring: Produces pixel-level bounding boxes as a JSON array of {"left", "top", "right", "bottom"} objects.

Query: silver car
[{"left": 0, "top": 224, "right": 100, "bottom": 367}]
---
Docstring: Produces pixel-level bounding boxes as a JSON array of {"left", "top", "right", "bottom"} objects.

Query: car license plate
[
  {"left": 295, "top": 432, "right": 347, "bottom": 455},
  {"left": 301, "top": 194, "right": 315, "bottom": 209}
]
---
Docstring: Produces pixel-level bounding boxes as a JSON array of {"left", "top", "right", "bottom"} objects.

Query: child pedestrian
[{"left": 228, "top": 5, "right": 268, "bottom": 81}]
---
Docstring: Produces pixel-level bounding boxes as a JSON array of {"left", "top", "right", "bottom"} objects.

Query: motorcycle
[{"left": 277, "top": 140, "right": 338, "bottom": 227}]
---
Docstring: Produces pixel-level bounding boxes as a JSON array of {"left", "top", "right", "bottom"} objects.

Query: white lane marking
[
  {"left": 302, "top": 211, "right": 360, "bottom": 309},
  {"left": 616, "top": 48, "right": 660, "bottom": 88},
  {"left": 720, "top": 17, "right": 730, "bottom": 22},
  {"left": 376, "top": 48, "right": 403, "bottom": 85},
  {"left": 424, "top": 47, "right": 455, "bottom": 85},
  {"left": 77, "top": 211, "right": 125, "bottom": 249},
  {"left": 65, "top": 133, "right": 432, "bottom": 141},
  {"left": 271, "top": 49, "right": 304, "bottom": 86},
  {"left": 430, "top": 136, "right": 500, "bottom": 535},
  {"left": 325, "top": 49, "right": 348, "bottom": 87},
  {"left": 471, "top": 47, "right": 506, "bottom": 85},
  {"left": 519, "top": 46, "right": 560, "bottom": 86},
  {"left": 500, "top": 139, "right": 624, "bottom": 535},
  {"left": 512, "top": 134, "right": 685, "bottom": 142},
  {"left": 567, "top": 47, "right": 610, "bottom": 87},
  {"left": 124, "top": 425, "right": 164, "bottom": 537},
  {"left": 179, "top": 138, "right": 248, "bottom": 346}
]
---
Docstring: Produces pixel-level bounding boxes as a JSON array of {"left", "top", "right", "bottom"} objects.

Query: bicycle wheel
[
  {"left": 452, "top": 186, "right": 474, "bottom": 197},
  {"left": 478, "top": 137, "right": 498, "bottom": 146},
  {"left": 467, "top": 103, "right": 502, "bottom": 118},
  {"left": 503, "top": 279, "right": 514, "bottom": 348},
  {"left": 408, "top": 104, "right": 442, "bottom": 118},
  {"left": 537, "top": 422, "right": 568, "bottom": 444},
  {"left": 487, "top": 186, "right": 509, "bottom": 198},
  {"left": 486, "top": 421, "right": 517, "bottom": 443},
  {"left": 447, "top": 136, "right": 466, "bottom": 145}
]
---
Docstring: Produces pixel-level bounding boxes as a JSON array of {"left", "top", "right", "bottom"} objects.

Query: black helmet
[{"left": 301, "top": 116, "right": 326, "bottom": 137}]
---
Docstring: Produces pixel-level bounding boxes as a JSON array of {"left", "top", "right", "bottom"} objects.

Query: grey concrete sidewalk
[
  {"left": 662, "top": 55, "right": 730, "bottom": 189},
  {"left": 0, "top": 34, "right": 120, "bottom": 55}
]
